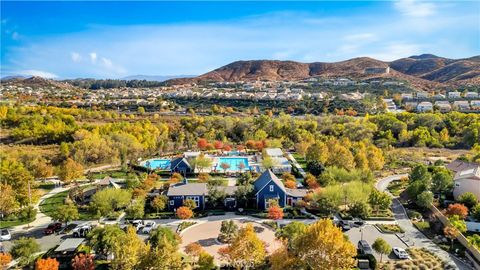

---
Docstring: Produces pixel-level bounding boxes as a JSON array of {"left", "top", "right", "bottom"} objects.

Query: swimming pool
[
  {"left": 217, "top": 157, "right": 250, "bottom": 172},
  {"left": 142, "top": 159, "right": 171, "bottom": 170}
]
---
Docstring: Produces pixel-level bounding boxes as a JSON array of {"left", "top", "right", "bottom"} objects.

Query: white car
[
  {"left": 142, "top": 221, "right": 156, "bottom": 234},
  {"left": 393, "top": 247, "right": 410, "bottom": 259},
  {"left": 0, "top": 229, "right": 11, "bottom": 241},
  {"left": 131, "top": 220, "right": 144, "bottom": 231}
]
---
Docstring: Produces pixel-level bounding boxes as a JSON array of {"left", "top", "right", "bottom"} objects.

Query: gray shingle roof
[
  {"left": 167, "top": 183, "right": 208, "bottom": 196},
  {"left": 214, "top": 186, "right": 239, "bottom": 196},
  {"left": 285, "top": 188, "right": 308, "bottom": 198}
]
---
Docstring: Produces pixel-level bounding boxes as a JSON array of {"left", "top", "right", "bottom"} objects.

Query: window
[
  {"left": 269, "top": 185, "right": 274, "bottom": 192},
  {"left": 169, "top": 200, "right": 174, "bottom": 205},
  {"left": 186, "top": 196, "right": 200, "bottom": 207}
]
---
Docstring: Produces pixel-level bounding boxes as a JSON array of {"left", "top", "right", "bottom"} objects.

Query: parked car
[
  {"left": 142, "top": 221, "right": 156, "bottom": 234},
  {"left": 339, "top": 220, "right": 351, "bottom": 231},
  {"left": 352, "top": 218, "right": 365, "bottom": 227},
  {"left": 44, "top": 223, "right": 62, "bottom": 235},
  {"left": 357, "top": 240, "right": 373, "bottom": 255},
  {"left": 393, "top": 247, "right": 410, "bottom": 259},
  {"left": 58, "top": 223, "right": 77, "bottom": 235},
  {"left": 131, "top": 220, "right": 144, "bottom": 231},
  {"left": 0, "top": 229, "right": 11, "bottom": 241},
  {"left": 72, "top": 223, "right": 94, "bottom": 237}
]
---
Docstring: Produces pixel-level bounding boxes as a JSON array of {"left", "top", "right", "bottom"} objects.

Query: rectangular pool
[
  {"left": 143, "top": 159, "right": 171, "bottom": 170},
  {"left": 217, "top": 157, "right": 250, "bottom": 172}
]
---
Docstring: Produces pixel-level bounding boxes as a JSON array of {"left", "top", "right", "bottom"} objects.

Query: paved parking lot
[{"left": 345, "top": 224, "right": 408, "bottom": 261}]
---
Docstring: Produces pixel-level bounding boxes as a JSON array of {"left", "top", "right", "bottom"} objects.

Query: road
[{"left": 376, "top": 175, "right": 472, "bottom": 270}]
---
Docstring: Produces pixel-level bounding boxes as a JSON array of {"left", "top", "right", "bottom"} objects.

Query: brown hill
[
  {"left": 167, "top": 55, "right": 480, "bottom": 89},
  {"left": 1, "top": 76, "right": 77, "bottom": 89}
]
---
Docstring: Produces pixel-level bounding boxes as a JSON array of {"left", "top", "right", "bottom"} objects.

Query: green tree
[
  {"left": 275, "top": 221, "right": 307, "bottom": 248},
  {"left": 472, "top": 204, "right": 480, "bottom": 222},
  {"left": 431, "top": 168, "right": 453, "bottom": 196},
  {"left": 125, "top": 199, "right": 145, "bottom": 219},
  {"left": 87, "top": 225, "right": 125, "bottom": 257},
  {"left": 139, "top": 237, "right": 184, "bottom": 269},
  {"left": 192, "top": 154, "right": 212, "bottom": 173},
  {"left": 368, "top": 190, "right": 392, "bottom": 215},
  {"left": 198, "top": 252, "right": 215, "bottom": 270},
  {"left": 149, "top": 227, "right": 181, "bottom": 249},
  {"left": 348, "top": 201, "right": 371, "bottom": 218},
  {"left": 417, "top": 191, "right": 434, "bottom": 209},
  {"left": 10, "top": 237, "right": 40, "bottom": 267},
  {"left": 111, "top": 226, "right": 148, "bottom": 270},
  {"left": 458, "top": 192, "right": 478, "bottom": 209},
  {"left": 151, "top": 195, "right": 168, "bottom": 213},
  {"left": 53, "top": 202, "right": 79, "bottom": 226},
  {"left": 218, "top": 220, "right": 238, "bottom": 243},
  {"left": 90, "top": 188, "right": 132, "bottom": 217},
  {"left": 183, "top": 199, "right": 197, "bottom": 209},
  {"left": 372, "top": 238, "right": 392, "bottom": 262}
]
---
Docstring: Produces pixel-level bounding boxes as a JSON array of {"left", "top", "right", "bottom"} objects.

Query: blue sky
[{"left": 1, "top": 1, "right": 479, "bottom": 79}]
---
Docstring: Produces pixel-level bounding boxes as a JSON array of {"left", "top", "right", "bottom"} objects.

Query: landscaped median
[{"left": 376, "top": 223, "right": 405, "bottom": 234}]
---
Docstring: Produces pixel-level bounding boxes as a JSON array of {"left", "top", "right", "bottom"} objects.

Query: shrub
[{"left": 356, "top": 253, "right": 377, "bottom": 270}]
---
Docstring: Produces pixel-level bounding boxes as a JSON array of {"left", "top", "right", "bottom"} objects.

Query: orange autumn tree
[
  {"left": 0, "top": 253, "right": 12, "bottom": 269},
  {"left": 445, "top": 203, "right": 469, "bottom": 219},
  {"left": 72, "top": 254, "right": 95, "bottom": 270},
  {"left": 197, "top": 138, "right": 208, "bottom": 150},
  {"left": 305, "top": 173, "right": 320, "bottom": 189},
  {"left": 35, "top": 258, "right": 59, "bottom": 270},
  {"left": 267, "top": 200, "right": 284, "bottom": 220},
  {"left": 176, "top": 206, "right": 193, "bottom": 219}
]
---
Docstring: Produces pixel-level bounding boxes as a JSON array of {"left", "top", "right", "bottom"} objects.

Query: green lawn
[
  {"left": 292, "top": 153, "right": 307, "bottom": 169},
  {"left": 0, "top": 218, "right": 34, "bottom": 229},
  {"left": 387, "top": 180, "right": 408, "bottom": 197},
  {"left": 39, "top": 189, "right": 98, "bottom": 221},
  {"left": 89, "top": 170, "right": 129, "bottom": 179}
]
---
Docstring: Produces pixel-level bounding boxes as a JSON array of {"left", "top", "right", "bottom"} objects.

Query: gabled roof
[
  {"left": 170, "top": 157, "right": 191, "bottom": 170},
  {"left": 265, "top": 148, "right": 284, "bottom": 157},
  {"left": 455, "top": 166, "right": 480, "bottom": 181},
  {"left": 167, "top": 183, "right": 208, "bottom": 196},
  {"left": 446, "top": 160, "right": 479, "bottom": 173},
  {"left": 213, "top": 186, "right": 239, "bottom": 196},
  {"left": 54, "top": 238, "right": 85, "bottom": 253},
  {"left": 254, "top": 169, "right": 286, "bottom": 194},
  {"left": 285, "top": 188, "right": 308, "bottom": 198}
]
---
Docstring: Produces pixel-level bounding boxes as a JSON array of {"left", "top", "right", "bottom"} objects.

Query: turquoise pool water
[
  {"left": 143, "top": 159, "right": 171, "bottom": 170},
  {"left": 217, "top": 157, "right": 250, "bottom": 171}
]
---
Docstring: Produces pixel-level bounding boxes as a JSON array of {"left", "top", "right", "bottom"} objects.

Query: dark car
[
  {"left": 44, "top": 223, "right": 62, "bottom": 235},
  {"left": 339, "top": 220, "right": 351, "bottom": 231},
  {"left": 358, "top": 240, "right": 374, "bottom": 255},
  {"left": 352, "top": 218, "right": 365, "bottom": 227}
]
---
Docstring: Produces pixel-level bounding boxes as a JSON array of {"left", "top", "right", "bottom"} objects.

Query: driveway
[{"left": 376, "top": 175, "right": 472, "bottom": 270}]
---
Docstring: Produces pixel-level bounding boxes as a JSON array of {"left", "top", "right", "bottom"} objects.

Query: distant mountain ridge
[
  {"left": 167, "top": 54, "right": 480, "bottom": 89},
  {"left": 120, "top": 74, "right": 196, "bottom": 81}
]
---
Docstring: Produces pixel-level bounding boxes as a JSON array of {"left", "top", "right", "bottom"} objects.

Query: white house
[
  {"left": 453, "top": 100, "right": 470, "bottom": 111},
  {"left": 448, "top": 91, "right": 461, "bottom": 99},
  {"left": 417, "top": 102, "right": 433, "bottom": 112},
  {"left": 434, "top": 101, "right": 451, "bottom": 112},
  {"left": 453, "top": 166, "right": 480, "bottom": 201},
  {"left": 465, "top": 92, "right": 479, "bottom": 99}
]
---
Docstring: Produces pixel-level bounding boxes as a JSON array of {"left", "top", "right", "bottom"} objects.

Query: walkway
[
  {"left": 286, "top": 152, "right": 306, "bottom": 178},
  {"left": 376, "top": 175, "right": 472, "bottom": 270}
]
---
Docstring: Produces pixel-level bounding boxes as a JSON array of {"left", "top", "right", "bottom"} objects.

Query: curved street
[{"left": 376, "top": 175, "right": 472, "bottom": 270}]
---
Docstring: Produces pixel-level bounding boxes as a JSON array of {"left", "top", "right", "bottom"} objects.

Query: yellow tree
[
  {"left": 111, "top": 226, "right": 148, "bottom": 270},
  {"left": 57, "top": 158, "right": 84, "bottom": 183},
  {"left": 292, "top": 219, "right": 356, "bottom": 269},
  {"left": 35, "top": 257, "right": 59, "bottom": 270},
  {"left": 219, "top": 223, "right": 266, "bottom": 270}
]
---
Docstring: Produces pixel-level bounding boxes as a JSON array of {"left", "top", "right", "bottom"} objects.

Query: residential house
[
  {"left": 253, "top": 170, "right": 307, "bottom": 209},
  {"left": 466, "top": 92, "right": 479, "bottom": 99},
  {"left": 453, "top": 100, "right": 470, "bottom": 111},
  {"left": 434, "top": 101, "right": 451, "bottom": 112},
  {"left": 416, "top": 92, "right": 430, "bottom": 99},
  {"left": 401, "top": 93, "right": 413, "bottom": 100},
  {"left": 264, "top": 148, "right": 292, "bottom": 173},
  {"left": 170, "top": 157, "right": 193, "bottom": 175},
  {"left": 452, "top": 166, "right": 480, "bottom": 201},
  {"left": 448, "top": 91, "right": 461, "bottom": 99},
  {"left": 383, "top": 99, "right": 397, "bottom": 112},
  {"left": 471, "top": 100, "right": 480, "bottom": 110},
  {"left": 167, "top": 181, "right": 208, "bottom": 210},
  {"left": 417, "top": 102, "right": 433, "bottom": 112}
]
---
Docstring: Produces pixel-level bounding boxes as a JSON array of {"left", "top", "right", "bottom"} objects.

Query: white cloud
[
  {"left": 89, "top": 52, "right": 97, "bottom": 63},
  {"left": 394, "top": 0, "right": 436, "bottom": 17},
  {"left": 18, "top": 69, "right": 58, "bottom": 78},
  {"left": 367, "top": 43, "right": 423, "bottom": 61},
  {"left": 344, "top": 33, "right": 377, "bottom": 42},
  {"left": 71, "top": 52, "right": 81, "bottom": 62}
]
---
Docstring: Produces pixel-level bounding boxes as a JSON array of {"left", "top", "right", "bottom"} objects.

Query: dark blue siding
[
  {"left": 168, "top": 195, "right": 205, "bottom": 211},
  {"left": 256, "top": 181, "right": 286, "bottom": 209}
]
